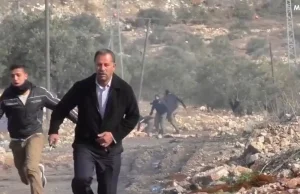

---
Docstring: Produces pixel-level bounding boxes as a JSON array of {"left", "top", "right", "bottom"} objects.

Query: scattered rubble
[
  {"left": 158, "top": 165, "right": 274, "bottom": 193},
  {"left": 237, "top": 123, "right": 300, "bottom": 171},
  {"left": 160, "top": 164, "right": 300, "bottom": 193},
  {"left": 175, "top": 107, "right": 264, "bottom": 135},
  {"left": 128, "top": 105, "right": 300, "bottom": 193}
]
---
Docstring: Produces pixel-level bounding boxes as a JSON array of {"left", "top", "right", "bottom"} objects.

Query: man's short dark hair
[
  {"left": 94, "top": 49, "right": 116, "bottom": 63},
  {"left": 9, "top": 64, "right": 27, "bottom": 72}
]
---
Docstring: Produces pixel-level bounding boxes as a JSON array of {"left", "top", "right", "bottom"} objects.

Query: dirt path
[{"left": 0, "top": 134, "right": 239, "bottom": 194}]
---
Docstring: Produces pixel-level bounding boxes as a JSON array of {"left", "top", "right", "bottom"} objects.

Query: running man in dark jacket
[
  {"left": 162, "top": 89, "right": 186, "bottom": 134},
  {"left": 149, "top": 94, "right": 168, "bottom": 135},
  {"left": 0, "top": 64, "right": 77, "bottom": 194},
  {"left": 48, "top": 49, "right": 140, "bottom": 194}
]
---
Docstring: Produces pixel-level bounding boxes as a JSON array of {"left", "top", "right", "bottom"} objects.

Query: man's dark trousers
[{"left": 71, "top": 144, "right": 121, "bottom": 194}]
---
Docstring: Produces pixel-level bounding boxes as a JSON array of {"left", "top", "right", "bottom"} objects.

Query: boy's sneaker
[{"left": 38, "top": 164, "right": 47, "bottom": 187}]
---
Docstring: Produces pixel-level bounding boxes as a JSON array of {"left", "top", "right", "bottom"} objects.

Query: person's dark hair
[
  {"left": 165, "top": 89, "right": 170, "bottom": 95},
  {"left": 9, "top": 64, "right": 27, "bottom": 72},
  {"left": 94, "top": 49, "right": 116, "bottom": 63}
]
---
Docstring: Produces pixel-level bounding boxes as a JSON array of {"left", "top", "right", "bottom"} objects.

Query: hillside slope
[{"left": 0, "top": 0, "right": 298, "bottom": 64}]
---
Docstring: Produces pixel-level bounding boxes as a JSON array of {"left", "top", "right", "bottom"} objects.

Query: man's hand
[
  {"left": 48, "top": 134, "right": 59, "bottom": 147},
  {"left": 96, "top": 132, "right": 113, "bottom": 147}
]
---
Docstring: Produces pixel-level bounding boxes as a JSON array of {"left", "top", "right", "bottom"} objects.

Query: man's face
[
  {"left": 95, "top": 53, "right": 116, "bottom": 83},
  {"left": 10, "top": 68, "right": 28, "bottom": 86}
]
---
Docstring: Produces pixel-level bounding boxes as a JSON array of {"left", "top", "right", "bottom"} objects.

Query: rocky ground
[{"left": 1, "top": 106, "right": 300, "bottom": 193}]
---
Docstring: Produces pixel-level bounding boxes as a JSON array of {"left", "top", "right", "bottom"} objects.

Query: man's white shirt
[{"left": 96, "top": 78, "right": 117, "bottom": 144}]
